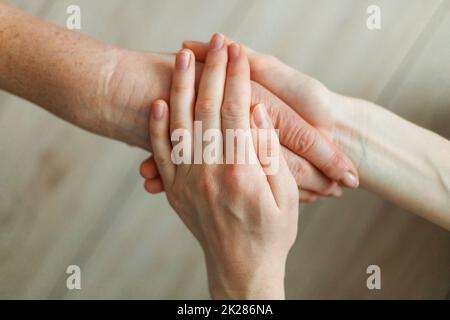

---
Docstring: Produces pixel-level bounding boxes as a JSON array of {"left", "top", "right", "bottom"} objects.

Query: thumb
[
  {"left": 251, "top": 82, "right": 359, "bottom": 188},
  {"left": 185, "top": 37, "right": 359, "bottom": 188},
  {"left": 250, "top": 103, "right": 297, "bottom": 206}
]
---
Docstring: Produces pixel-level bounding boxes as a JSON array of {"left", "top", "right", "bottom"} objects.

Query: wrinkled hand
[
  {"left": 183, "top": 35, "right": 359, "bottom": 189},
  {"left": 143, "top": 37, "right": 298, "bottom": 299},
  {"left": 110, "top": 50, "right": 341, "bottom": 201},
  {"left": 139, "top": 35, "right": 358, "bottom": 203}
]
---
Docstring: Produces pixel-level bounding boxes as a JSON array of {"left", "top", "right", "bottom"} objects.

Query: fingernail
[
  {"left": 152, "top": 101, "right": 165, "bottom": 120},
  {"left": 253, "top": 104, "right": 270, "bottom": 129},
  {"left": 210, "top": 33, "right": 224, "bottom": 50},
  {"left": 331, "top": 186, "right": 343, "bottom": 197},
  {"left": 229, "top": 43, "right": 241, "bottom": 60},
  {"left": 175, "top": 50, "right": 190, "bottom": 70},
  {"left": 340, "top": 172, "right": 359, "bottom": 188}
]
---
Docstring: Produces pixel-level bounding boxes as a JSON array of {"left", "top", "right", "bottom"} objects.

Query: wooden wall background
[{"left": 0, "top": 0, "right": 449, "bottom": 299}]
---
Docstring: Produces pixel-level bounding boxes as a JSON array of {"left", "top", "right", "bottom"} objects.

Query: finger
[
  {"left": 170, "top": 49, "right": 195, "bottom": 137},
  {"left": 144, "top": 178, "right": 164, "bottom": 194},
  {"left": 251, "top": 103, "right": 298, "bottom": 207},
  {"left": 222, "top": 43, "right": 251, "bottom": 131},
  {"left": 299, "top": 190, "right": 319, "bottom": 203},
  {"left": 170, "top": 49, "right": 196, "bottom": 169},
  {"left": 184, "top": 40, "right": 316, "bottom": 110},
  {"left": 279, "top": 101, "right": 357, "bottom": 187},
  {"left": 222, "top": 43, "right": 254, "bottom": 167},
  {"left": 140, "top": 156, "right": 159, "bottom": 179},
  {"left": 183, "top": 41, "right": 208, "bottom": 60},
  {"left": 149, "top": 99, "right": 175, "bottom": 187},
  {"left": 282, "top": 147, "right": 343, "bottom": 197},
  {"left": 248, "top": 57, "right": 359, "bottom": 188},
  {"left": 186, "top": 40, "right": 359, "bottom": 188},
  {"left": 184, "top": 40, "right": 350, "bottom": 193},
  {"left": 251, "top": 81, "right": 359, "bottom": 188},
  {"left": 183, "top": 37, "right": 228, "bottom": 60},
  {"left": 194, "top": 33, "right": 228, "bottom": 133}
]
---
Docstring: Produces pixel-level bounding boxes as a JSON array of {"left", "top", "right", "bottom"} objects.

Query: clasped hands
[{"left": 139, "top": 33, "right": 360, "bottom": 299}]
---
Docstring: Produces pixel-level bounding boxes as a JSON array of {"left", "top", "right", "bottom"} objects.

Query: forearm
[
  {"left": 332, "top": 92, "right": 450, "bottom": 229},
  {"left": 0, "top": 2, "right": 171, "bottom": 150},
  {"left": 0, "top": 3, "right": 115, "bottom": 136}
]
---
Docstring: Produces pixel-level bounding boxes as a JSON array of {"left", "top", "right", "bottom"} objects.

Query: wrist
[
  {"left": 328, "top": 91, "right": 369, "bottom": 174},
  {"left": 205, "top": 253, "right": 286, "bottom": 300}
]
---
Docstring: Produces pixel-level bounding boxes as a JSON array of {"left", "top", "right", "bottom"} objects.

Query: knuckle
[
  {"left": 227, "top": 68, "right": 248, "bottom": 81},
  {"left": 321, "top": 151, "right": 344, "bottom": 174},
  {"left": 223, "top": 164, "right": 248, "bottom": 190},
  {"left": 292, "top": 126, "right": 318, "bottom": 155},
  {"left": 153, "top": 153, "right": 171, "bottom": 167},
  {"left": 171, "top": 80, "right": 191, "bottom": 95},
  {"left": 196, "top": 97, "right": 219, "bottom": 116},
  {"left": 221, "top": 102, "right": 244, "bottom": 119}
]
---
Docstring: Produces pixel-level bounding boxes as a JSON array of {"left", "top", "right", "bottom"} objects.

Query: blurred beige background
[{"left": 0, "top": 0, "right": 449, "bottom": 299}]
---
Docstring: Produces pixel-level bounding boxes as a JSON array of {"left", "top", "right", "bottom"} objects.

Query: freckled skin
[{"left": 0, "top": 3, "right": 350, "bottom": 200}]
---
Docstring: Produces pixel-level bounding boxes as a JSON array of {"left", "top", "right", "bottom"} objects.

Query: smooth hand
[
  {"left": 143, "top": 36, "right": 299, "bottom": 299},
  {"left": 138, "top": 35, "right": 359, "bottom": 202},
  {"left": 183, "top": 36, "right": 359, "bottom": 189}
]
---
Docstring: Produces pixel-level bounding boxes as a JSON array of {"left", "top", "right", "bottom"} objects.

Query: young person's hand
[
  {"left": 183, "top": 35, "right": 360, "bottom": 189},
  {"left": 0, "top": 2, "right": 353, "bottom": 202},
  {"left": 184, "top": 35, "right": 450, "bottom": 230},
  {"left": 139, "top": 35, "right": 361, "bottom": 202},
  {"left": 140, "top": 35, "right": 299, "bottom": 299},
  {"left": 118, "top": 51, "right": 348, "bottom": 201}
]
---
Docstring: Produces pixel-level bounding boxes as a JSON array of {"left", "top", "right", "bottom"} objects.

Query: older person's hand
[
  {"left": 0, "top": 2, "right": 356, "bottom": 202},
  {"left": 139, "top": 35, "right": 358, "bottom": 202},
  {"left": 183, "top": 35, "right": 360, "bottom": 189}
]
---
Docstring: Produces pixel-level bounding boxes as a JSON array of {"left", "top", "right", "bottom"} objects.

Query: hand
[
  {"left": 0, "top": 3, "right": 355, "bottom": 202},
  {"left": 142, "top": 35, "right": 299, "bottom": 299},
  {"left": 183, "top": 35, "right": 360, "bottom": 188},
  {"left": 109, "top": 50, "right": 340, "bottom": 201},
  {"left": 101, "top": 50, "right": 173, "bottom": 150},
  {"left": 137, "top": 36, "right": 359, "bottom": 202},
  {"left": 112, "top": 52, "right": 345, "bottom": 202}
]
